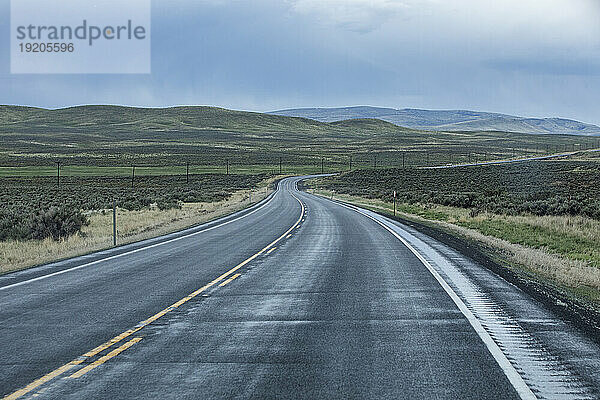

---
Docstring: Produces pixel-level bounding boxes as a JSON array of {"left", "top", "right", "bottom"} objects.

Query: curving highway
[{"left": 1, "top": 177, "right": 600, "bottom": 399}]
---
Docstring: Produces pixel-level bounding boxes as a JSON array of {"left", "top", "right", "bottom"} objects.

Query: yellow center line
[
  {"left": 69, "top": 337, "right": 142, "bottom": 379},
  {"left": 3, "top": 361, "right": 83, "bottom": 400},
  {"left": 266, "top": 247, "right": 277, "bottom": 255},
  {"left": 4, "top": 195, "right": 305, "bottom": 400},
  {"left": 286, "top": 234, "right": 292, "bottom": 239},
  {"left": 218, "top": 273, "right": 241, "bottom": 287}
]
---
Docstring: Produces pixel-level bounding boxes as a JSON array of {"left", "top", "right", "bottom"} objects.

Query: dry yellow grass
[
  {"left": 436, "top": 219, "right": 600, "bottom": 290},
  {"left": 0, "top": 177, "right": 278, "bottom": 274},
  {"left": 501, "top": 214, "right": 600, "bottom": 243}
]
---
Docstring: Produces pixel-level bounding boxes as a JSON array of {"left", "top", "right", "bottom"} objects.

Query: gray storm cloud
[{"left": 0, "top": 0, "right": 599, "bottom": 124}]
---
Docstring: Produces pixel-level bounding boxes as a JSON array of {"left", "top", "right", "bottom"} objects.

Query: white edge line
[
  {"left": 0, "top": 186, "right": 280, "bottom": 292},
  {"left": 332, "top": 200, "right": 537, "bottom": 400}
]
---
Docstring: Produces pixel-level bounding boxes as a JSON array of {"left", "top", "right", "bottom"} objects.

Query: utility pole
[
  {"left": 113, "top": 199, "right": 117, "bottom": 247},
  {"left": 56, "top": 161, "right": 61, "bottom": 188},
  {"left": 131, "top": 165, "right": 135, "bottom": 189}
]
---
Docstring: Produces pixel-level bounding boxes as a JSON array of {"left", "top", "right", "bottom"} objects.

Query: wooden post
[
  {"left": 393, "top": 191, "right": 396, "bottom": 216},
  {"left": 131, "top": 165, "right": 135, "bottom": 189},
  {"left": 349, "top": 155, "right": 352, "bottom": 171},
  {"left": 402, "top": 152, "right": 405, "bottom": 169},
  {"left": 226, "top": 160, "right": 229, "bottom": 176},
  {"left": 279, "top": 157, "right": 282, "bottom": 174},
  {"left": 186, "top": 162, "right": 189, "bottom": 184},
  {"left": 56, "top": 161, "right": 61, "bottom": 188},
  {"left": 321, "top": 158, "right": 324, "bottom": 174}
]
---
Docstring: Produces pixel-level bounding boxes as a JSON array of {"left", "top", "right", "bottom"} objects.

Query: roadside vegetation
[
  {"left": 0, "top": 174, "right": 268, "bottom": 240},
  {"left": 313, "top": 160, "right": 600, "bottom": 219},
  {"left": 309, "top": 160, "right": 600, "bottom": 306},
  {"left": 0, "top": 174, "right": 275, "bottom": 273}
]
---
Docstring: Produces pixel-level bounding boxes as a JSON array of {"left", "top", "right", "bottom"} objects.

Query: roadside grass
[
  {"left": 0, "top": 177, "right": 278, "bottom": 274},
  {"left": 311, "top": 189, "right": 600, "bottom": 305}
]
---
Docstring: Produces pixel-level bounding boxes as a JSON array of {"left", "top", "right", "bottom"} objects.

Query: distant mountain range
[{"left": 270, "top": 106, "right": 600, "bottom": 136}]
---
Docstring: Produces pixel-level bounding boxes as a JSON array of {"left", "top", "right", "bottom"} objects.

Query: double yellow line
[{"left": 4, "top": 194, "right": 305, "bottom": 400}]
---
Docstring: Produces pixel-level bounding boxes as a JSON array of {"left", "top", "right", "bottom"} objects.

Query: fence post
[
  {"left": 113, "top": 199, "right": 117, "bottom": 247},
  {"left": 131, "top": 165, "right": 135, "bottom": 189},
  {"left": 186, "top": 162, "right": 189, "bottom": 184},
  {"left": 321, "top": 157, "right": 324, "bottom": 174},
  {"left": 56, "top": 161, "right": 61, "bottom": 188}
]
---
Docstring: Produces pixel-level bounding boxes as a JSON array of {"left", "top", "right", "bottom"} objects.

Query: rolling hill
[
  {"left": 0, "top": 105, "right": 596, "bottom": 168},
  {"left": 270, "top": 106, "right": 600, "bottom": 136}
]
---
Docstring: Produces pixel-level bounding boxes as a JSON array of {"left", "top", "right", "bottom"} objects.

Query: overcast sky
[{"left": 1, "top": 0, "right": 600, "bottom": 123}]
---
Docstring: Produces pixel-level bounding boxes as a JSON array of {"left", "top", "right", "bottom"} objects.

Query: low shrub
[
  {"left": 312, "top": 161, "right": 600, "bottom": 220},
  {"left": 27, "top": 206, "right": 89, "bottom": 241}
]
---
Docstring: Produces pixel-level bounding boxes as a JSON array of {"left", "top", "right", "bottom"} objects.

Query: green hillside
[{"left": 0, "top": 105, "right": 597, "bottom": 171}]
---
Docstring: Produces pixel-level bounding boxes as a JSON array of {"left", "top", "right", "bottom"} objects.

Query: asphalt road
[{"left": 1, "top": 177, "right": 599, "bottom": 399}]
